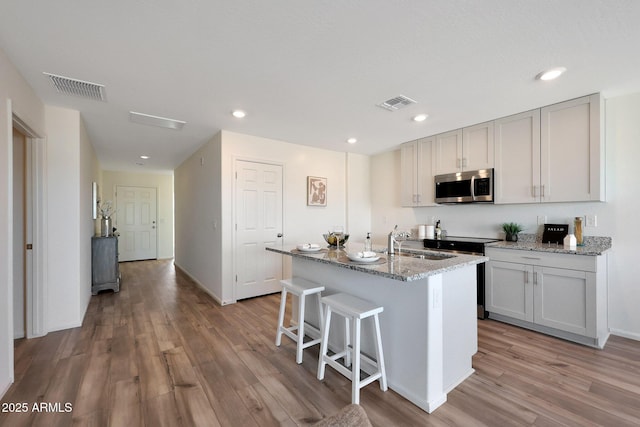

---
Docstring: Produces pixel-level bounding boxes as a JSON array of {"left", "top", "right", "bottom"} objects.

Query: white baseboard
[
  {"left": 609, "top": 328, "right": 640, "bottom": 342},
  {"left": 173, "top": 261, "right": 226, "bottom": 306}
]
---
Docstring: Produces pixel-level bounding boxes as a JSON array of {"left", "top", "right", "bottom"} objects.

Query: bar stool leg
[
  {"left": 344, "top": 317, "right": 351, "bottom": 367},
  {"left": 317, "top": 304, "right": 332, "bottom": 380},
  {"left": 296, "top": 293, "right": 306, "bottom": 364},
  {"left": 351, "top": 317, "right": 361, "bottom": 404},
  {"left": 275, "top": 288, "right": 288, "bottom": 346},
  {"left": 374, "top": 314, "right": 388, "bottom": 391}
]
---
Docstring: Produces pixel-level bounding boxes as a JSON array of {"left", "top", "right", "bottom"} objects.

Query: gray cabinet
[
  {"left": 485, "top": 247, "right": 608, "bottom": 348},
  {"left": 91, "top": 236, "right": 120, "bottom": 295}
]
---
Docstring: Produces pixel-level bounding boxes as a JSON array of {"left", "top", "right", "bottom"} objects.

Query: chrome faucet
[
  {"left": 388, "top": 225, "right": 411, "bottom": 256},
  {"left": 388, "top": 225, "right": 398, "bottom": 256}
]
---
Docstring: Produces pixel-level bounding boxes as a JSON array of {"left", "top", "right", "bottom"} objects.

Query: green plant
[{"left": 501, "top": 222, "right": 524, "bottom": 235}]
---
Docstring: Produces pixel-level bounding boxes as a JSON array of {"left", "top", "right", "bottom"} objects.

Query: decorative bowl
[{"left": 323, "top": 233, "right": 350, "bottom": 247}]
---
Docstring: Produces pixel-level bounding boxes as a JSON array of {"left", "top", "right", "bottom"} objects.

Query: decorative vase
[
  {"left": 101, "top": 216, "right": 112, "bottom": 237},
  {"left": 506, "top": 233, "right": 518, "bottom": 242}
]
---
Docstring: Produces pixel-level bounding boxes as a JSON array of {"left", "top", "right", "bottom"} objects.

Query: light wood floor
[{"left": 2, "top": 259, "right": 640, "bottom": 426}]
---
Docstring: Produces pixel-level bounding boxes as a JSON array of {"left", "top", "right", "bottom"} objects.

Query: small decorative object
[
  {"left": 574, "top": 217, "right": 584, "bottom": 246},
  {"left": 502, "top": 222, "right": 524, "bottom": 242},
  {"left": 307, "top": 176, "right": 327, "bottom": 206},
  {"left": 98, "top": 200, "right": 115, "bottom": 237},
  {"left": 542, "top": 223, "right": 569, "bottom": 244},
  {"left": 563, "top": 233, "right": 577, "bottom": 250},
  {"left": 323, "top": 233, "right": 349, "bottom": 247}
]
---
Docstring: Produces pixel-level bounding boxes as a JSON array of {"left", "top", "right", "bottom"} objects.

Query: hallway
[{"left": 1, "top": 259, "right": 640, "bottom": 426}]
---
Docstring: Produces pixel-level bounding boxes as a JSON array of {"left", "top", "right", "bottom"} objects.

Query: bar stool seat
[
  {"left": 317, "top": 292, "right": 387, "bottom": 404},
  {"left": 275, "top": 278, "right": 325, "bottom": 364}
]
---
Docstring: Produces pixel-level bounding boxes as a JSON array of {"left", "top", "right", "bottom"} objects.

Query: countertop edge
[{"left": 266, "top": 246, "right": 487, "bottom": 282}]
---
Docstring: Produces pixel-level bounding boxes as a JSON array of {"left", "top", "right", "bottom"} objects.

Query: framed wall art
[{"left": 307, "top": 176, "right": 327, "bottom": 206}]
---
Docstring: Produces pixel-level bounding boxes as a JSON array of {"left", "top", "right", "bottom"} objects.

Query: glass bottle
[
  {"left": 574, "top": 217, "right": 583, "bottom": 246},
  {"left": 364, "top": 232, "right": 372, "bottom": 252}
]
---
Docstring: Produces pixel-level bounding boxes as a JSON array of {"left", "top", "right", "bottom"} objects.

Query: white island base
[{"left": 291, "top": 257, "right": 478, "bottom": 413}]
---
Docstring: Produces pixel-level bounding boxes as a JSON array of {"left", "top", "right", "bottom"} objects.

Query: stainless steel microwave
[{"left": 434, "top": 169, "right": 494, "bottom": 204}]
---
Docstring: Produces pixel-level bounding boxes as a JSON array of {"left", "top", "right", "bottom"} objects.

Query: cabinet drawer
[{"left": 486, "top": 248, "right": 597, "bottom": 272}]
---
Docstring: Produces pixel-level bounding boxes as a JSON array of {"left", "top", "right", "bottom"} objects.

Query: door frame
[
  {"left": 232, "top": 156, "right": 285, "bottom": 303},
  {"left": 12, "top": 114, "right": 47, "bottom": 339}
]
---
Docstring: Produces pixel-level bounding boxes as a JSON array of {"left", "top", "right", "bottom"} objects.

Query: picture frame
[{"left": 307, "top": 176, "right": 327, "bottom": 206}]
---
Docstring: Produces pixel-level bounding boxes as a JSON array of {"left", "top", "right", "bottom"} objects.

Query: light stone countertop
[
  {"left": 486, "top": 234, "right": 612, "bottom": 256},
  {"left": 266, "top": 244, "right": 488, "bottom": 282}
]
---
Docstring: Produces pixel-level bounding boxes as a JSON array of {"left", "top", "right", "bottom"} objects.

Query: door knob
[{"left": 277, "top": 233, "right": 283, "bottom": 238}]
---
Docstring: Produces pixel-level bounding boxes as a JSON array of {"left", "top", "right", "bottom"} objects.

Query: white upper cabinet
[
  {"left": 495, "top": 94, "right": 604, "bottom": 204},
  {"left": 434, "top": 122, "right": 494, "bottom": 175},
  {"left": 541, "top": 94, "right": 604, "bottom": 202},
  {"left": 462, "top": 121, "right": 495, "bottom": 171},
  {"left": 494, "top": 110, "right": 541, "bottom": 204},
  {"left": 434, "top": 129, "right": 462, "bottom": 175},
  {"left": 400, "top": 137, "right": 436, "bottom": 207}
]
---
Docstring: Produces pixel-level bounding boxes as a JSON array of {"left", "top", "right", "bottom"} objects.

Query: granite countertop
[
  {"left": 266, "top": 244, "right": 488, "bottom": 282},
  {"left": 487, "top": 234, "right": 612, "bottom": 256}
]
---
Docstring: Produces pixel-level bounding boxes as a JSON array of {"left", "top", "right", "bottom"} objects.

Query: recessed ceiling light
[
  {"left": 140, "top": 155, "right": 150, "bottom": 160},
  {"left": 232, "top": 110, "right": 246, "bottom": 118},
  {"left": 413, "top": 114, "right": 428, "bottom": 122},
  {"left": 536, "top": 67, "right": 567, "bottom": 81},
  {"left": 347, "top": 138, "right": 357, "bottom": 144}
]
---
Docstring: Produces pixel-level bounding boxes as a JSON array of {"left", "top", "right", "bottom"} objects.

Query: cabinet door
[
  {"left": 486, "top": 260, "right": 533, "bottom": 321},
  {"left": 494, "top": 110, "right": 541, "bottom": 204},
  {"left": 462, "top": 121, "right": 494, "bottom": 171},
  {"left": 416, "top": 137, "right": 435, "bottom": 206},
  {"left": 534, "top": 266, "right": 596, "bottom": 337},
  {"left": 434, "top": 129, "right": 463, "bottom": 175},
  {"left": 541, "top": 94, "right": 603, "bottom": 202},
  {"left": 400, "top": 141, "right": 418, "bottom": 206}
]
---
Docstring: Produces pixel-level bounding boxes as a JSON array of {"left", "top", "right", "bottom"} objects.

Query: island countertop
[{"left": 266, "top": 244, "right": 487, "bottom": 282}]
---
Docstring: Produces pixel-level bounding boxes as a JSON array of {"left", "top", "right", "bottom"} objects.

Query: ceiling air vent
[
  {"left": 43, "top": 72, "right": 106, "bottom": 101},
  {"left": 378, "top": 95, "right": 417, "bottom": 111}
]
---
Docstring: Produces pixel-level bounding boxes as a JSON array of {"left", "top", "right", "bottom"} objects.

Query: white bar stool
[
  {"left": 317, "top": 292, "right": 388, "bottom": 404},
  {"left": 275, "top": 278, "right": 325, "bottom": 364}
]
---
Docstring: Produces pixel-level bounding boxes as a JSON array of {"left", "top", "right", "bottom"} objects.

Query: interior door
[
  {"left": 116, "top": 186, "right": 157, "bottom": 261},
  {"left": 234, "top": 160, "right": 283, "bottom": 300}
]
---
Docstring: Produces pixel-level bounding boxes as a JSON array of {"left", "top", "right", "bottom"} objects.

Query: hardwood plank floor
[{"left": 1, "top": 259, "right": 639, "bottom": 426}]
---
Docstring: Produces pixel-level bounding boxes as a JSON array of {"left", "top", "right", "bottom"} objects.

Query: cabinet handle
[
  {"left": 534, "top": 271, "right": 538, "bottom": 285},
  {"left": 532, "top": 185, "right": 537, "bottom": 198},
  {"left": 541, "top": 185, "right": 545, "bottom": 198},
  {"left": 524, "top": 270, "right": 528, "bottom": 284},
  {"left": 522, "top": 256, "right": 541, "bottom": 260}
]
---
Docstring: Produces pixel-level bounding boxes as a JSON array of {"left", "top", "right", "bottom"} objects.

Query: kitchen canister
[
  {"left": 574, "top": 217, "right": 584, "bottom": 246},
  {"left": 418, "top": 225, "right": 427, "bottom": 238},
  {"left": 426, "top": 225, "right": 435, "bottom": 239}
]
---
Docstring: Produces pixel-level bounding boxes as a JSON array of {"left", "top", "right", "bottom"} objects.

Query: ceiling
[{"left": 2, "top": 1, "right": 640, "bottom": 173}]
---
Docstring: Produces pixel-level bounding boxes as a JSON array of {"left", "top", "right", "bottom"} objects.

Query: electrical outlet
[
  {"left": 537, "top": 215, "right": 547, "bottom": 225},
  {"left": 586, "top": 214, "right": 597, "bottom": 227}
]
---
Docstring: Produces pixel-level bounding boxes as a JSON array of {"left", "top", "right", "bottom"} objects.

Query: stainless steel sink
[{"left": 396, "top": 252, "right": 455, "bottom": 260}]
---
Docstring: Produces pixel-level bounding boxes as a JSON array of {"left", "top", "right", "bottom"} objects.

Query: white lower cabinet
[{"left": 485, "top": 247, "right": 608, "bottom": 348}]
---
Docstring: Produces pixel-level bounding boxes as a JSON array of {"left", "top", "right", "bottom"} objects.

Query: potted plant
[{"left": 502, "top": 222, "right": 523, "bottom": 242}]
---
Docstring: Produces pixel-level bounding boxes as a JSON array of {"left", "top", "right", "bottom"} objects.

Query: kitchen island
[{"left": 266, "top": 244, "right": 488, "bottom": 413}]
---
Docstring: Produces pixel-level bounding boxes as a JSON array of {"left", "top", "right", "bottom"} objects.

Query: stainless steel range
[{"left": 423, "top": 236, "right": 500, "bottom": 319}]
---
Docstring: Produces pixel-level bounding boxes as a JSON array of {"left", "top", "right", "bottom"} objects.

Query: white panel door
[
  {"left": 235, "top": 161, "right": 283, "bottom": 300},
  {"left": 116, "top": 186, "right": 157, "bottom": 261}
]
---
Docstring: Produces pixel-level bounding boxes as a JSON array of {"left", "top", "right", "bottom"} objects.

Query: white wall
[
  {"left": 45, "top": 106, "right": 83, "bottom": 331},
  {"left": 370, "top": 92, "right": 640, "bottom": 340},
  {"left": 175, "top": 130, "right": 371, "bottom": 305},
  {"left": 174, "top": 132, "right": 223, "bottom": 302},
  {"left": 102, "top": 170, "right": 175, "bottom": 259},
  {"left": 0, "top": 47, "right": 46, "bottom": 397}
]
